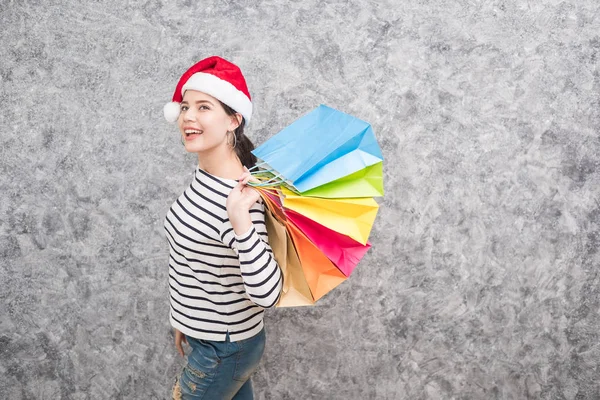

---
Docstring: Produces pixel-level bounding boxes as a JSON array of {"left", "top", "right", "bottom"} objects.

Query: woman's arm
[
  {"left": 230, "top": 203, "right": 283, "bottom": 308},
  {"left": 226, "top": 171, "right": 283, "bottom": 308}
]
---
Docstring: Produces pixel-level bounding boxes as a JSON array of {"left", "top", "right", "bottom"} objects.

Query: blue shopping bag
[{"left": 252, "top": 105, "right": 383, "bottom": 193}]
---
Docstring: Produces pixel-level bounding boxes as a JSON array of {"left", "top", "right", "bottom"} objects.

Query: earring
[{"left": 228, "top": 131, "right": 237, "bottom": 148}]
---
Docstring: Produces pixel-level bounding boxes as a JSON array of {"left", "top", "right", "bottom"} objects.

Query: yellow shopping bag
[{"left": 280, "top": 189, "right": 379, "bottom": 245}]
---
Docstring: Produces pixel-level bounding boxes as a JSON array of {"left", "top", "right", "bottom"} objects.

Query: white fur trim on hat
[
  {"left": 163, "top": 102, "right": 181, "bottom": 123},
  {"left": 181, "top": 72, "right": 253, "bottom": 123}
]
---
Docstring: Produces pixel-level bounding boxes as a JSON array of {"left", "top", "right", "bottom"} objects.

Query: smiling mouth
[
  {"left": 184, "top": 129, "right": 203, "bottom": 142},
  {"left": 184, "top": 129, "right": 203, "bottom": 137}
]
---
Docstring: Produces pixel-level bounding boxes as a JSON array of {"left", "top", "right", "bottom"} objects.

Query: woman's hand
[
  {"left": 174, "top": 328, "right": 187, "bottom": 357},
  {"left": 226, "top": 167, "right": 260, "bottom": 235}
]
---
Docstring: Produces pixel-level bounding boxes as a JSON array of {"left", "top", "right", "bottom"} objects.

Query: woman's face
[{"left": 177, "top": 90, "right": 240, "bottom": 153}]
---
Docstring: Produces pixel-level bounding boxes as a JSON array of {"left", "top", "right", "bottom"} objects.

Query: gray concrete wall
[{"left": 1, "top": 0, "right": 599, "bottom": 399}]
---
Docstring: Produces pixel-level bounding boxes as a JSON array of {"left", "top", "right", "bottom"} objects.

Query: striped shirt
[{"left": 164, "top": 167, "right": 283, "bottom": 342}]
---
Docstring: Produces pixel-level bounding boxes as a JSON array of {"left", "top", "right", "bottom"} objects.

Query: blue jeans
[{"left": 172, "top": 329, "right": 266, "bottom": 400}]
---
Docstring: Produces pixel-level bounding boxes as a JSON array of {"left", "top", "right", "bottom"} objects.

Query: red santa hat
[{"left": 163, "top": 56, "right": 252, "bottom": 123}]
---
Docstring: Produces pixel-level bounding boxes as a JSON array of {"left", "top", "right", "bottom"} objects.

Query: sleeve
[{"left": 229, "top": 201, "right": 283, "bottom": 308}]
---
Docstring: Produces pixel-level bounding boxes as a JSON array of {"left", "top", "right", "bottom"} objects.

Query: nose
[{"left": 182, "top": 108, "right": 196, "bottom": 122}]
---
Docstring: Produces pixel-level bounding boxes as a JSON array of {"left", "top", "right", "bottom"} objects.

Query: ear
[{"left": 228, "top": 113, "right": 243, "bottom": 131}]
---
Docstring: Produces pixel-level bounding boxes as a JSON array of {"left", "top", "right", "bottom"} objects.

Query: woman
[{"left": 162, "top": 56, "right": 283, "bottom": 399}]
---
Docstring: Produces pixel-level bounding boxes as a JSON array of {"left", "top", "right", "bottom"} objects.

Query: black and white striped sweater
[{"left": 164, "top": 167, "right": 283, "bottom": 342}]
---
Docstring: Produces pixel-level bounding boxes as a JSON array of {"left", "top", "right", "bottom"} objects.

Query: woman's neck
[{"left": 197, "top": 146, "right": 244, "bottom": 180}]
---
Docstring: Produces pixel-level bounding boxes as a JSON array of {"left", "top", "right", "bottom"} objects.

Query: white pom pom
[{"left": 163, "top": 102, "right": 181, "bottom": 122}]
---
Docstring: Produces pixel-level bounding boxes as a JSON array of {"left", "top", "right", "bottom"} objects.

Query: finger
[
  {"left": 231, "top": 181, "right": 243, "bottom": 192},
  {"left": 247, "top": 174, "right": 261, "bottom": 184},
  {"left": 176, "top": 341, "right": 184, "bottom": 357},
  {"left": 174, "top": 330, "right": 185, "bottom": 357},
  {"left": 244, "top": 173, "right": 262, "bottom": 185},
  {"left": 243, "top": 186, "right": 260, "bottom": 200},
  {"left": 242, "top": 183, "right": 257, "bottom": 193},
  {"left": 175, "top": 336, "right": 180, "bottom": 355}
]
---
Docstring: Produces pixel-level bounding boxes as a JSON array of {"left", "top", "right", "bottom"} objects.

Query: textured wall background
[{"left": 1, "top": 0, "right": 599, "bottom": 399}]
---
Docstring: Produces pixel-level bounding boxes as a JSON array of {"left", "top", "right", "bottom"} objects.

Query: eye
[
  {"left": 199, "top": 105, "right": 210, "bottom": 110},
  {"left": 180, "top": 105, "right": 189, "bottom": 111}
]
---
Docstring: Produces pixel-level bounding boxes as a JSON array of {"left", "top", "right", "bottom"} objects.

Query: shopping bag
[
  {"left": 281, "top": 189, "right": 379, "bottom": 245},
  {"left": 263, "top": 205, "right": 314, "bottom": 307},
  {"left": 286, "top": 221, "right": 347, "bottom": 302},
  {"left": 299, "top": 161, "right": 384, "bottom": 198},
  {"left": 284, "top": 209, "right": 371, "bottom": 277},
  {"left": 252, "top": 105, "right": 383, "bottom": 193}
]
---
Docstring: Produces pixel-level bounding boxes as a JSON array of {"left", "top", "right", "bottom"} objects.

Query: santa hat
[{"left": 163, "top": 56, "right": 252, "bottom": 123}]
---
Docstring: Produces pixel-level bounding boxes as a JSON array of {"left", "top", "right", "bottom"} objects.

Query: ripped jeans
[{"left": 172, "top": 329, "right": 266, "bottom": 400}]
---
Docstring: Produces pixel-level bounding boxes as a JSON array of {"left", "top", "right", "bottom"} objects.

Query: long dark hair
[{"left": 220, "top": 102, "right": 257, "bottom": 169}]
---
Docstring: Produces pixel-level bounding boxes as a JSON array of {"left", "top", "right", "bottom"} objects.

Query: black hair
[{"left": 219, "top": 101, "right": 257, "bottom": 169}]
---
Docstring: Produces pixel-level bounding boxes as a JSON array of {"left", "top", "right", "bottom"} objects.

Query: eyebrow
[{"left": 180, "top": 99, "right": 214, "bottom": 105}]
